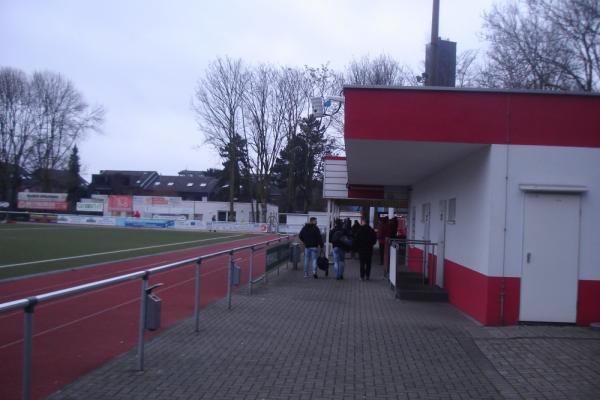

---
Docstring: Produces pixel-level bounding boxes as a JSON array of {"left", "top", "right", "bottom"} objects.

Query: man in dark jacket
[
  {"left": 298, "top": 217, "right": 323, "bottom": 278},
  {"left": 354, "top": 218, "right": 377, "bottom": 280},
  {"left": 329, "top": 219, "right": 351, "bottom": 280}
]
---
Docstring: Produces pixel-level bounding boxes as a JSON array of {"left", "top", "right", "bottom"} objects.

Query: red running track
[{"left": 0, "top": 234, "right": 283, "bottom": 400}]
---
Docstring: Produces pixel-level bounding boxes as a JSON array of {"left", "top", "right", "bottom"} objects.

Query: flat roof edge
[{"left": 342, "top": 85, "right": 600, "bottom": 98}]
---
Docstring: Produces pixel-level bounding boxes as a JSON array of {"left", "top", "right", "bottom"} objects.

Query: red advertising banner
[
  {"left": 17, "top": 200, "right": 68, "bottom": 211},
  {"left": 108, "top": 195, "right": 133, "bottom": 212}
]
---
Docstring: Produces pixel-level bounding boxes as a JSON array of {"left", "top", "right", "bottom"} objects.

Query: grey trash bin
[
  {"left": 289, "top": 243, "right": 301, "bottom": 269},
  {"left": 231, "top": 263, "right": 241, "bottom": 286},
  {"left": 145, "top": 293, "right": 162, "bottom": 331}
]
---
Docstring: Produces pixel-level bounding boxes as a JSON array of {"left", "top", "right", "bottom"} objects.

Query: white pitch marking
[{"left": 0, "top": 234, "right": 244, "bottom": 269}]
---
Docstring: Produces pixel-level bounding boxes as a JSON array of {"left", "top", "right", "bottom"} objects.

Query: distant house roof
[
  {"left": 177, "top": 170, "right": 206, "bottom": 177},
  {"left": 150, "top": 175, "right": 218, "bottom": 194},
  {"left": 91, "top": 170, "right": 158, "bottom": 191}
]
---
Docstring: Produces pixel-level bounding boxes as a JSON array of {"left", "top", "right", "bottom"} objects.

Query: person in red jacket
[{"left": 377, "top": 217, "right": 390, "bottom": 265}]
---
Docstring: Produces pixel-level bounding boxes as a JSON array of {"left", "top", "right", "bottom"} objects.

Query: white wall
[
  {"left": 323, "top": 159, "right": 348, "bottom": 199},
  {"left": 500, "top": 145, "right": 600, "bottom": 280},
  {"left": 410, "top": 146, "right": 493, "bottom": 275}
]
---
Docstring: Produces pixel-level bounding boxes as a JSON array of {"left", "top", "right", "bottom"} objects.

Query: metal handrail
[
  {"left": 0, "top": 234, "right": 293, "bottom": 400},
  {"left": 388, "top": 238, "right": 437, "bottom": 285}
]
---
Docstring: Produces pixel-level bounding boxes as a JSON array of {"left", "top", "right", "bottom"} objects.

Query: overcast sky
[{"left": 1, "top": 0, "right": 500, "bottom": 180}]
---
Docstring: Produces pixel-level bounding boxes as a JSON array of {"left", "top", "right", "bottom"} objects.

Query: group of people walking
[{"left": 298, "top": 217, "right": 377, "bottom": 281}]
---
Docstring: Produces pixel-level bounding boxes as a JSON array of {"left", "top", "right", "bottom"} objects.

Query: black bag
[
  {"left": 333, "top": 230, "right": 353, "bottom": 250},
  {"left": 317, "top": 255, "right": 329, "bottom": 271}
]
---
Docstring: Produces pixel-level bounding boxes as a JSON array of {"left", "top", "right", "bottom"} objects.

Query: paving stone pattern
[{"left": 50, "top": 260, "right": 600, "bottom": 400}]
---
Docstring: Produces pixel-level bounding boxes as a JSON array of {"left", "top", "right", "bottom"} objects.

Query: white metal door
[
  {"left": 520, "top": 193, "right": 580, "bottom": 323},
  {"left": 436, "top": 200, "right": 447, "bottom": 287}
]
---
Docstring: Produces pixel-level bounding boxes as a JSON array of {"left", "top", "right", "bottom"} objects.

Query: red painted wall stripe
[
  {"left": 577, "top": 280, "right": 600, "bottom": 326},
  {"left": 444, "top": 260, "right": 521, "bottom": 326},
  {"left": 345, "top": 88, "right": 600, "bottom": 148},
  {"left": 405, "top": 251, "right": 596, "bottom": 326}
]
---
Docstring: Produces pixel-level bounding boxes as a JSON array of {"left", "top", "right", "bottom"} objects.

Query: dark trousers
[
  {"left": 379, "top": 241, "right": 385, "bottom": 265},
  {"left": 359, "top": 250, "right": 373, "bottom": 279}
]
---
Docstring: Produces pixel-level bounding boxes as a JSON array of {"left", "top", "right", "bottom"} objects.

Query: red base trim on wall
[
  {"left": 577, "top": 280, "right": 600, "bottom": 326},
  {"left": 407, "top": 246, "right": 422, "bottom": 273},
  {"left": 445, "top": 260, "right": 520, "bottom": 325},
  {"left": 405, "top": 250, "right": 598, "bottom": 326}
]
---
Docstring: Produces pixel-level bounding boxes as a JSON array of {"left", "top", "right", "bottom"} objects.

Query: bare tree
[
  {"left": 1, "top": 67, "right": 103, "bottom": 203},
  {"left": 480, "top": 0, "right": 600, "bottom": 91},
  {"left": 275, "top": 67, "right": 311, "bottom": 213},
  {"left": 193, "top": 57, "right": 249, "bottom": 219},
  {"left": 0, "top": 67, "right": 34, "bottom": 205},
  {"left": 243, "top": 65, "right": 280, "bottom": 221},
  {"left": 345, "top": 54, "right": 415, "bottom": 86},
  {"left": 28, "top": 71, "right": 104, "bottom": 190},
  {"left": 531, "top": 0, "right": 600, "bottom": 91},
  {"left": 456, "top": 50, "right": 480, "bottom": 87}
]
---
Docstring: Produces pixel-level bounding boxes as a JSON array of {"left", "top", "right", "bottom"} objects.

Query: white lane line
[
  {"left": 0, "top": 227, "right": 71, "bottom": 232},
  {"left": 0, "top": 263, "right": 233, "bottom": 350},
  {"left": 0, "top": 241, "right": 256, "bottom": 302},
  {"left": 0, "top": 234, "right": 244, "bottom": 269},
  {"left": 0, "top": 255, "right": 236, "bottom": 321}
]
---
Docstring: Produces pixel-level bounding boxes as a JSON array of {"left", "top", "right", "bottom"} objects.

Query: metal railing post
[
  {"left": 227, "top": 251, "right": 233, "bottom": 310},
  {"left": 137, "top": 272, "right": 149, "bottom": 371},
  {"left": 194, "top": 259, "right": 202, "bottom": 332},
  {"left": 22, "top": 298, "right": 37, "bottom": 400},
  {"left": 248, "top": 247, "right": 255, "bottom": 295},
  {"left": 421, "top": 243, "right": 426, "bottom": 285},
  {"left": 424, "top": 243, "right": 429, "bottom": 285},
  {"left": 264, "top": 242, "right": 269, "bottom": 285}
]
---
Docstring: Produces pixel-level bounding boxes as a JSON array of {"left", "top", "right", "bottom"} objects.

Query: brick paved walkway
[{"left": 49, "top": 259, "right": 600, "bottom": 400}]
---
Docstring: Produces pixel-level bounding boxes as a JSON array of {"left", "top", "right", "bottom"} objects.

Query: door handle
[{"left": 526, "top": 252, "right": 532, "bottom": 263}]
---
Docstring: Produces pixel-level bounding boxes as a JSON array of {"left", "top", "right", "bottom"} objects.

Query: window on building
[
  {"left": 199, "top": 183, "right": 207, "bottom": 187},
  {"left": 448, "top": 198, "right": 456, "bottom": 224},
  {"left": 217, "top": 211, "right": 227, "bottom": 221},
  {"left": 167, "top": 182, "right": 174, "bottom": 186},
  {"left": 186, "top": 182, "right": 193, "bottom": 187},
  {"left": 135, "top": 180, "right": 141, "bottom": 184},
  {"left": 154, "top": 182, "right": 160, "bottom": 186}
]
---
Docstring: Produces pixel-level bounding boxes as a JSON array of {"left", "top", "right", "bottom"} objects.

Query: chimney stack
[{"left": 425, "top": 0, "right": 456, "bottom": 87}]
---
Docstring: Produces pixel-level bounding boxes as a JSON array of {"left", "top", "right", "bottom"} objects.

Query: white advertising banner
[
  {"left": 57, "top": 215, "right": 117, "bottom": 226},
  {"left": 18, "top": 192, "right": 67, "bottom": 201},
  {"left": 209, "top": 222, "right": 268, "bottom": 233},
  {"left": 76, "top": 202, "right": 104, "bottom": 212},
  {"left": 18, "top": 192, "right": 68, "bottom": 211},
  {"left": 133, "top": 196, "right": 193, "bottom": 215},
  {"left": 174, "top": 220, "right": 207, "bottom": 230}
]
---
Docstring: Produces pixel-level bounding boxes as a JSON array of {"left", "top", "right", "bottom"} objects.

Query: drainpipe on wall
[
  {"left": 499, "top": 111, "right": 512, "bottom": 325},
  {"left": 500, "top": 156, "right": 508, "bottom": 325}
]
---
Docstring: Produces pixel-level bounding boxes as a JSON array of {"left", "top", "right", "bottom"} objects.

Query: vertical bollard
[
  {"left": 248, "top": 246, "right": 255, "bottom": 296},
  {"left": 137, "top": 272, "right": 149, "bottom": 371},
  {"left": 194, "top": 259, "right": 202, "bottom": 332},
  {"left": 227, "top": 251, "right": 233, "bottom": 310},
  {"left": 23, "top": 298, "right": 37, "bottom": 400}
]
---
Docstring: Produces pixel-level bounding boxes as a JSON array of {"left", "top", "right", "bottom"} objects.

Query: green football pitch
[{"left": 0, "top": 224, "right": 256, "bottom": 280}]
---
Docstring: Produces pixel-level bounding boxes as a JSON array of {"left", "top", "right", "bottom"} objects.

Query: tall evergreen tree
[{"left": 66, "top": 145, "right": 82, "bottom": 211}]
